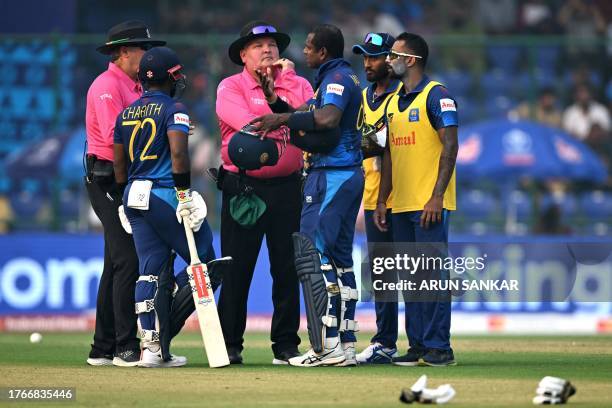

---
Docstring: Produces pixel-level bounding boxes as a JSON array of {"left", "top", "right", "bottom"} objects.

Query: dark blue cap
[
  {"left": 352, "top": 32, "right": 395, "bottom": 56},
  {"left": 138, "top": 46, "right": 182, "bottom": 83},
  {"left": 228, "top": 126, "right": 279, "bottom": 170}
]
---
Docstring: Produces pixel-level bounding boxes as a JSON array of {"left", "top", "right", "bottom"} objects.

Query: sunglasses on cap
[
  {"left": 364, "top": 33, "right": 384, "bottom": 47},
  {"left": 387, "top": 50, "right": 423, "bottom": 61},
  {"left": 168, "top": 65, "right": 186, "bottom": 81},
  {"left": 251, "top": 25, "right": 277, "bottom": 35}
]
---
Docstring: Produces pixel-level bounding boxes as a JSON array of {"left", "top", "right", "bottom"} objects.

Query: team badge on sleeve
[
  {"left": 440, "top": 98, "right": 457, "bottom": 112},
  {"left": 174, "top": 113, "right": 190, "bottom": 126},
  {"left": 326, "top": 83, "right": 345, "bottom": 96}
]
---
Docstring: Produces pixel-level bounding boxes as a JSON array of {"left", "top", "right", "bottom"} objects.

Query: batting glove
[
  {"left": 118, "top": 205, "right": 132, "bottom": 234},
  {"left": 176, "top": 189, "right": 207, "bottom": 232}
]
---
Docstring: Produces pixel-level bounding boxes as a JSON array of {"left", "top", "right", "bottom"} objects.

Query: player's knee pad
[
  {"left": 135, "top": 275, "right": 160, "bottom": 347},
  {"left": 336, "top": 265, "right": 358, "bottom": 333},
  {"left": 293, "top": 232, "right": 340, "bottom": 353}
]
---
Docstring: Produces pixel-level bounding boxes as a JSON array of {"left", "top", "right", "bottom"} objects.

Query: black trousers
[
  {"left": 218, "top": 172, "right": 302, "bottom": 355},
  {"left": 85, "top": 177, "right": 140, "bottom": 354}
]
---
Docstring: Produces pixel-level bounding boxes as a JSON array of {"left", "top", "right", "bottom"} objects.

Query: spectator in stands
[
  {"left": 558, "top": 0, "right": 606, "bottom": 61},
  {"left": 477, "top": 0, "right": 518, "bottom": 35},
  {"left": 437, "top": 0, "right": 485, "bottom": 74},
  {"left": 562, "top": 83, "right": 611, "bottom": 141},
  {"left": 534, "top": 204, "right": 571, "bottom": 235},
  {"left": 0, "top": 194, "right": 13, "bottom": 233},
  {"left": 518, "top": 0, "right": 562, "bottom": 34},
  {"left": 509, "top": 87, "right": 563, "bottom": 128}
]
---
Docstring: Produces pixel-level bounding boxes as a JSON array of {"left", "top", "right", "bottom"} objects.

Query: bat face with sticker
[{"left": 182, "top": 212, "right": 230, "bottom": 368}]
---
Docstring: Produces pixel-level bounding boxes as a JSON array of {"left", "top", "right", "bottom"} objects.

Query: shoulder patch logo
[
  {"left": 326, "top": 83, "right": 345, "bottom": 96},
  {"left": 440, "top": 98, "right": 456, "bottom": 112},
  {"left": 174, "top": 113, "right": 190, "bottom": 126}
]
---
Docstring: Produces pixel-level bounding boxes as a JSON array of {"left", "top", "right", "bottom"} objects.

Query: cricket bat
[{"left": 182, "top": 215, "right": 230, "bottom": 368}]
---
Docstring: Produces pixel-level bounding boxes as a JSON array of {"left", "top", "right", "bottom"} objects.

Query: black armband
[
  {"left": 268, "top": 96, "right": 290, "bottom": 113},
  {"left": 287, "top": 111, "right": 316, "bottom": 132},
  {"left": 172, "top": 172, "right": 191, "bottom": 190}
]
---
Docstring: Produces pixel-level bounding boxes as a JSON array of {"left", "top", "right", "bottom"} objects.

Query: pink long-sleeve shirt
[
  {"left": 216, "top": 67, "right": 314, "bottom": 178},
  {"left": 86, "top": 62, "right": 142, "bottom": 161}
]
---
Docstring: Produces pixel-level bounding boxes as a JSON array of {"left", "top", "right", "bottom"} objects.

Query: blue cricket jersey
[
  {"left": 307, "top": 58, "right": 363, "bottom": 169},
  {"left": 113, "top": 90, "right": 190, "bottom": 187}
]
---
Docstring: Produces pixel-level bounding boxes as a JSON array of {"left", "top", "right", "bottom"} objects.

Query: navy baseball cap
[
  {"left": 138, "top": 46, "right": 183, "bottom": 84},
  {"left": 228, "top": 126, "right": 279, "bottom": 170},
  {"left": 352, "top": 33, "right": 395, "bottom": 56}
]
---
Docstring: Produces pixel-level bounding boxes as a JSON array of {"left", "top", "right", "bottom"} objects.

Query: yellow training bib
[
  {"left": 386, "top": 80, "right": 456, "bottom": 213},
  {"left": 362, "top": 83, "right": 402, "bottom": 210}
]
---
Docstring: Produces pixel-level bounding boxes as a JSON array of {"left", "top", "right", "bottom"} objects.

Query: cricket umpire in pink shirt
[
  {"left": 84, "top": 21, "right": 165, "bottom": 367},
  {"left": 216, "top": 21, "right": 313, "bottom": 364}
]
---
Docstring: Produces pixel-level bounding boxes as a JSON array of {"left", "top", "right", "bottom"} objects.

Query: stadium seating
[{"left": 486, "top": 45, "right": 522, "bottom": 73}]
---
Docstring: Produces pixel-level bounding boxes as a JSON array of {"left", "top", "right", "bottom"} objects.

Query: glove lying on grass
[
  {"left": 533, "top": 376, "right": 576, "bottom": 405},
  {"left": 400, "top": 375, "right": 456, "bottom": 405}
]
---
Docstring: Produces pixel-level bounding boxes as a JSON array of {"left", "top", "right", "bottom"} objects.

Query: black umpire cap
[
  {"left": 97, "top": 20, "right": 165, "bottom": 54},
  {"left": 228, "top": 21, "right": 291, "bottom": 65},
  {"left": 352, "top": 32, "right": 395, "bottom": 56},
  {"left": 228, "top": 126, "right": 280, "bottom": 170}
]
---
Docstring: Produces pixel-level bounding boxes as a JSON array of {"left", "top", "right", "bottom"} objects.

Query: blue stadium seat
[
  {"left": 24, "top": 65, "right": 46, "bottom": 86},
  {"left": 0, "top": 63, "right": 18, "bottom": 85},
  {"left": 9, "top": 180, "right": 44, "bottom": 218},
  {"left": 10, "top": 88, "right": 33, "bottom": 120},
  {"left": 33, "top": 89, "right": 56, "bottom": 120},
  {"left": 532, "top": 69, "right": 557, "bottom": 89},
  {"left": 481, "top": 70, "right": 514, "bottom": 98},
  {"left": 487, "top": 45, "right": 522, "bottom": 73},
  {"left": 459, "top": 189, "right": 497, "bottom": 218},
  {"left": 36, "top": 45, "right": 54, "bottom": 64},
  {"left": 58, "top": 186, "right": 80, "bottom": 218},
  {"left": 533, "top": 45, "right": 560, "bottom": 74},
  {"left": 435, "top": 70, "right": 473, "bottom": 97},
  {"left": 580, "top": 191, "right": 612, "bottom": 219},
  {"left": 11, "top": 44, "right": 34, "bottom": 64},
  {"left": 456, "top": 189, "right": 501, "bottom": 235},
  {"left": 507, "top": 190, "right": 532, "bottom": 220},
  {"left": 454, "top": 96, "right": 476, "bottom": 124},
  {"left": 483, "top": 95, "right": 515, "bottom": 119}
]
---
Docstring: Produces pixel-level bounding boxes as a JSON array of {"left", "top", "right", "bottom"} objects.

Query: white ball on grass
[{"left": 29, "top": 332, "right": 43, "bottom": 343}]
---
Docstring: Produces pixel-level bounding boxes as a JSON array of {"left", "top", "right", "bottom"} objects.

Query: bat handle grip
[{"left": 182, "top": 215, "right": 201, "bottom": 265}]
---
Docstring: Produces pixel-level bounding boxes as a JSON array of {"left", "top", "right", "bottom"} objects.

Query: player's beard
[
  {"left": 389, "top": 61, "right": 406, "bottom": 79},
  {"left": 366, "top": 66, "right": 388, "bottom": 83}
]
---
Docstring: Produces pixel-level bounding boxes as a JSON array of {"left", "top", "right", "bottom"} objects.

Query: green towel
[{"left": 229, "top": 193, "right": 266, "bottom": 228}]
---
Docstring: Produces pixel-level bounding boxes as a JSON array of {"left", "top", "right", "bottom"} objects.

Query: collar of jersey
[
  {"left": 143, "top": 90, "right": 169, "bottom": 97},
  {"left": 314, "top": 58, "right": 350, "bottom": 90},
  {"left": 367, "top": 79, "right": 401, "bottom": 102},
  {"left": 398, "top": 74, "right": 431, "bottom": 97}
]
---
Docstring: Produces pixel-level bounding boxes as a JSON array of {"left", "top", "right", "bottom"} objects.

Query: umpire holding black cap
[
  {"left": 84, "top": 21, "right": 164, "bottom": 367},
  {"left": 215, "top": 21, "right": 314, "bottom": 364}
]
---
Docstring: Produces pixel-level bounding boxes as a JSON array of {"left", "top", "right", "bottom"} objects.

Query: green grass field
[{"left": 1, "top": 332, "right": 611, "bottom": 407}]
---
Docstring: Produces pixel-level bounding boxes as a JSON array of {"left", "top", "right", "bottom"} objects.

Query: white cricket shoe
[
  {"left": 138, "top": 348, "right": 187, "bottom": 368},
  {"left": 356, "top": 342, "right": 399, "bottom": 364},
  {"left": 335, "top": 342, "right": 357, "bottom": 367},
  {"left": 289, "top": 338, "right": 345, "bottom": 367},
  {"left": 86, "top": 357, "right": 113, "bottom": 366}
]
